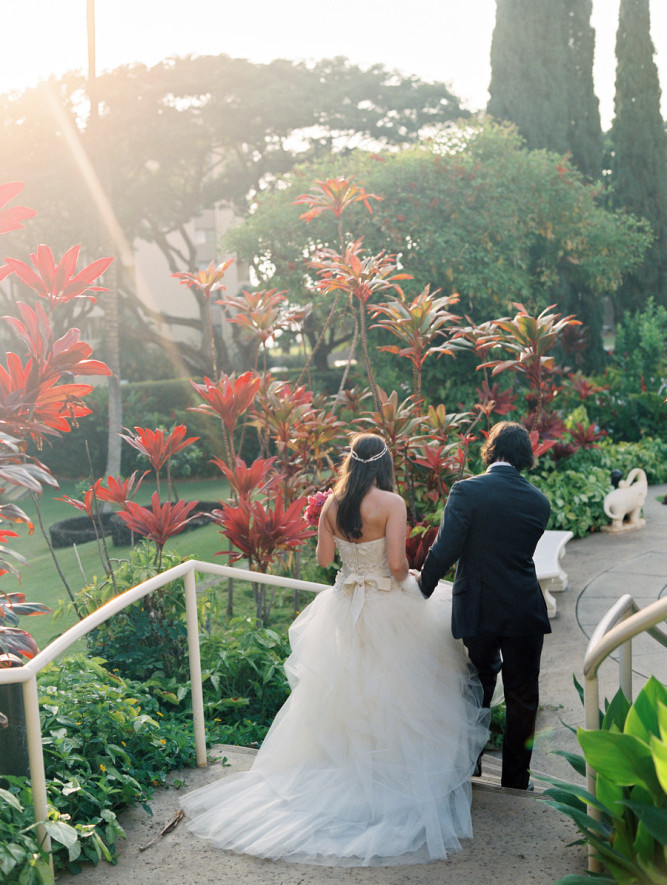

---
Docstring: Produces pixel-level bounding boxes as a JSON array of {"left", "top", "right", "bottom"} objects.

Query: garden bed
[{"left": 49, "top": 502, "right": 219, "bottom": 548}]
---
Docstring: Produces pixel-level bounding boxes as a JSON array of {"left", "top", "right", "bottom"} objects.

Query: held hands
[{"left": 400, "top": 570, "right": 422, "bottom": 595}]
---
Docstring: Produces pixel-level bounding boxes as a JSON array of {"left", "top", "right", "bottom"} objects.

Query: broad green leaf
[
  {"left": 625, "top": 677, "right": 667, "bottom": 743},
  {"left": 623, "top": 801, "right": 667, "bottom": 846},
  {"left": 632, "top": 820, "right": 657, "bottom": 866},
  {"left": 595, "top": 772, "right": 626, "bottom": 819},
  {"left": 551, "top": 748, "right": 586, "bottom": 778},
  {"left": 536, "top": 774, "right": 603, "bottom": 810},
  {"left": 578, "top": 729, "right": 660, "bottom": 795},
  {"left": 545, "top": 801, "right": 610, "bottom": 837},
  {"left": 649, "top": 731, "right": 667, "bottom": 795},
  {"left": 43, "top": 819, "right": 79, "bottom": 849},
  {"left": 659, "top": 700, "right": 667, "bottom": 738},
  {"left": 30, "top": 859, "right": 55, "bottom": 885},
  {"left": 602, "top": 688, "right": 630, "bottom": 733},
  {"left": 0, "top": 786, "right": 23, "bottom": 811}
]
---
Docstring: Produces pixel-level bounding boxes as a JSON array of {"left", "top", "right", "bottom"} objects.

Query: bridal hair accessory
[{"left": 349, "top": 442, "right": 388, "bottom": 463}]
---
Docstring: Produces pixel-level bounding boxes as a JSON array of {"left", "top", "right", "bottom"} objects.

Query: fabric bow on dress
[{"left": 339, "top": 571, "right": 393, "bottom": 624}]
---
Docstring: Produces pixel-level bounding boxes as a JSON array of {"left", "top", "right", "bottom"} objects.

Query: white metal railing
[
  {"left": 582, "top": 593, "right": 667, "bottom": 872},
  {"left": 0, "top": 560, "right": 328, "bottom": 872}
]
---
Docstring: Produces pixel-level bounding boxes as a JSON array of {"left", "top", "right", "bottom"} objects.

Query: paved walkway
[{"left": 57, "top": 485, "right": 667, "bottom": 884}]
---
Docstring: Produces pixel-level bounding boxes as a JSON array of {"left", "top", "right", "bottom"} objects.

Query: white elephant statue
[{"left": 602, "top": 468, "right": 648, "bottom": 532}]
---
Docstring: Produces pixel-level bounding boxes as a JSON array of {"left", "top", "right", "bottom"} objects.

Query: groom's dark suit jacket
[{"left": 420, "top": 465, "right": 551, "bottom": 639}]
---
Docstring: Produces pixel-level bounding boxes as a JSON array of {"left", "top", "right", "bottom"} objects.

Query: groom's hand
[{"left": 411, "top": 569, "right": 427, "bottom": 597}]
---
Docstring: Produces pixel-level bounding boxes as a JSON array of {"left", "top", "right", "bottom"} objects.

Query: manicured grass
[{"left": 6, "top": 478, "right": 318, "bottom": 650}]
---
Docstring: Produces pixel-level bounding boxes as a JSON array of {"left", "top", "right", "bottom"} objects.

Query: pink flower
[{"left": 304, "top": 489, "right": 332, "bottom": 527}]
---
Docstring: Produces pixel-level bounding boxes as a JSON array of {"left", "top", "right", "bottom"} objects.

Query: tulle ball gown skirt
[{"left": 181, "top": 574, "right": 489, "bottom": 867}]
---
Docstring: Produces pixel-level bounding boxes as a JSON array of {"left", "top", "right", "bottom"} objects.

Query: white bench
[{"left": 533, "top": 530, "right": 573, "bottom": 619}]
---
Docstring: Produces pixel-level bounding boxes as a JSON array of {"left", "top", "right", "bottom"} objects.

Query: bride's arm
[
  {"left": 316, "top": 495, "right": 336, "bottom": 567},
  {"left": 385, "top": 494, "right": 409, "bottom": 583}
]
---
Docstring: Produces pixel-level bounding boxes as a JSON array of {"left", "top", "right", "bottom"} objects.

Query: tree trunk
[{"left": 88, "top": 0, "right": 122, "bottom": 477}]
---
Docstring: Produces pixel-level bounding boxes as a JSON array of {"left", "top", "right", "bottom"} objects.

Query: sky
[{"left": 1, "top": 1, "right": 666, "bottom": 130}]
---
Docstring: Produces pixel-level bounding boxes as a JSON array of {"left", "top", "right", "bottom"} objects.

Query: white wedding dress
[{"left": 181, "top": 536, "right": 489, "bottom": 866}]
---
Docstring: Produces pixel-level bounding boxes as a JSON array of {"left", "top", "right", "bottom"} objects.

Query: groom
[{"left": 418, "top": 421, "right": 551, "bottom": 790}]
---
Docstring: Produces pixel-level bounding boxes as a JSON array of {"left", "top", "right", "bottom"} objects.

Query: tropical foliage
[{"left": 542, "top": 677, "right": 667, "bottom": 884}]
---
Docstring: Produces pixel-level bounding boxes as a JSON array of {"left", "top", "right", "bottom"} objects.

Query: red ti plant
[
  {"left": 0, "top": 591, "right": 52, "bottom": 663},
  {"left": 4, "top": 244, "right": 112, "bottom": 314},
  {"left": 310, "top": 238, "right": 411, "bottom": 412},
  {"left": 119, "top": 425, "right": 198, "bottom": 500},
  {"left": 211, "top": 491, "right": 315, "bottom": 625},
  {"left": 190, "top": 371, "right": 260, "bottom": 464},
  {"left": 405, "top": 523, "right": 439, "bottom": 571},
  {"left": 411, "top": 441, "right": 464, "bottom": 506},
  {"left": 475, "top": 379, "right": 518, "bottom": 422},
  {"left": 372, "top": 286, "right": 461, "bottom": 401},
  {"left": 292, "top": 177, "right": 381, "bottom": 385},
  {"left": 355, "top": 389, "right": 427, "bottom": 521},
  {"left": 173, "top": 258, "right": 234, "bottom": 377},
  {"left": 218, "top": 288, "right": 306, "bottom": 372},
  {"left": 249, "top": 378, "right": 313, "bottom": 459},
  {"left": 0, "top": 179, "right": 111, "bottom": 626},
  {"left": 463, "top": 303, "right": 580, "bottom": 431},
  {"left": 58, "top": 472, "right": 145, "bottom": 583},
  {"left": 211, "top": 456, "right": 279, "bottom": 501},
  {"left": 115, "top": 492, "right": 199, "bottom": 568},
  {"left": 0, "top": 182, "right": 36, "bottom": 236}
]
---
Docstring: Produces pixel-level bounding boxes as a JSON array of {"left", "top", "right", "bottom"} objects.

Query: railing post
[
  {"left": 583, "top": 674, "right": 602, "bottom": 874},
  {"left": 22, "top": 674, "right": 52, "bottom": 872},
  {"left": 184, "top": 566, "right": 207, "bottom": 767},
  {"left": 619, "top": 637, "right": 633, "bottom": 703}
]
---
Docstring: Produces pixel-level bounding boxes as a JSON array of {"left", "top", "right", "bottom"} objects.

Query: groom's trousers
[{"left": 463, "top": 632, "right": 544, "bottom": 790}]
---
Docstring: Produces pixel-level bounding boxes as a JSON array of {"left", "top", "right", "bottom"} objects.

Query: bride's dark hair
[{"left": 333, "top": 433, "right": 394, "bottom": 539}]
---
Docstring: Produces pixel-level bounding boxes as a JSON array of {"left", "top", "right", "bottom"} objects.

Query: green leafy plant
[
  {"left": 0, "top": 783, "right": 75, "bottom": 885},
  {"left": 64, "top": 544, "right": 191, "bottom": 681},
  {"left": 0, "top": 653, "right": 197, "bottom": 879},
  {"left": 540, "top": 676, "right": 667, "bottom": 884}
]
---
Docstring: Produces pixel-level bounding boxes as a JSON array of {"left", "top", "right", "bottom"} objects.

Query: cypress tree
[
  {"left": 565, "top": 0, "right": 603, "bottom": 180},
  {"left": 488, "top": 0, "right": 602, "bottom": 178},
  {"left": 611, "top": 0, "right": 667, "bottom": 312},
  {"left": 488, "top": 0, "right": 569, "bottom": 155}
]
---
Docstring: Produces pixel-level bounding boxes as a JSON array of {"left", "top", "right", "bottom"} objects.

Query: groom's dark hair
[{"left": 481, "top": 421, "right": 534, "bottom": 471}]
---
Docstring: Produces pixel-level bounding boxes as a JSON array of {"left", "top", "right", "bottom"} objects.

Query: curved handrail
[
  {"left": 584, "top": 595, "right": 667, "bottom": 680},
  {"left": 0, "top": 560, "right": 328, "bottom": 685}
]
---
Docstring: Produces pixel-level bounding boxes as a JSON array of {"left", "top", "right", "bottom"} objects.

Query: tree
[
  {"left": 488, "top": 0, "right": 602, "bottom": 179},
  {"left": 611, "top": 0, "right": 667, "bottom": 314},
  {"left": 565, "top": 0, "right": 605, "bottom": 180},
  {"left": 0, "top": 56, "right": 468, "bottom": 376},
  {"left": 228, "top": 123, "right": 651, "bottom": 370},
  {"left": 87, "top": 0, "right": 122, "bottom": 477}
]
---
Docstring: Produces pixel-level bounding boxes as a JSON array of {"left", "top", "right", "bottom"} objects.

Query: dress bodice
[
  {"left": 334, "top": 536, "right": 392, "bottom": 579},
  {"left": 332, "top": 537, "right": 395, "bottom": 624}
]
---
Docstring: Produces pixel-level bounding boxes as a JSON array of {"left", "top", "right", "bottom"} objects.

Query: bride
[{"left": 181, "top": 433, "right": 489, "bottom": 866}]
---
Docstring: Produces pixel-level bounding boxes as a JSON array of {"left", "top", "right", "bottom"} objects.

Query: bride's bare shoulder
[{"left": 367, "top": 487, "right": 406, "bottom": 511}]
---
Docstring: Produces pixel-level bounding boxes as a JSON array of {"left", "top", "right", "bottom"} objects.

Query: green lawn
[{"left": 6, "top": 478, "right": 313, "bottom": 651}]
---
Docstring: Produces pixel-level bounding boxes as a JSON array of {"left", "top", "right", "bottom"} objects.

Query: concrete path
[{"left": 56, "top": 485, "right": 667, "bottom": 884}]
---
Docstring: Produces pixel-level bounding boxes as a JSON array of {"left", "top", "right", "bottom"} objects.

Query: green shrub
[
  {"left": 532, "top": 465, "right": 610, "bottom": 537},
  {"left": 147, "top": 616, "right": 292, "bottom": 747},
  {"left": 531, "top": 436, "right": 667, "bottom": 537},
  {"left": 70, "top": 544, "right": 192, "bottom": 681},
  {"left": 0, "top": 654, "right": 199, "bottom": 879},
  {"left": 541, "top": 676, "right": 667, "bottom": 884}
]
